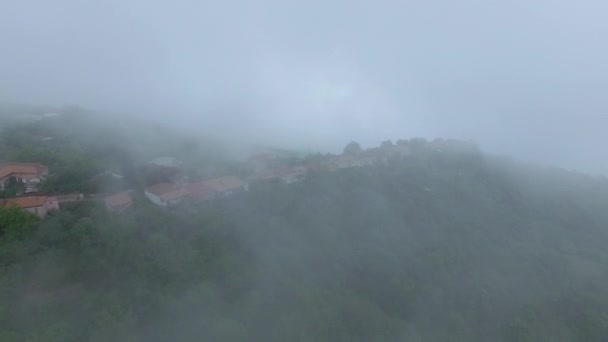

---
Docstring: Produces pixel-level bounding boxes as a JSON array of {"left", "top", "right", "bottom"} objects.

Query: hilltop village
[
  {"left": 4, "top": 109, "right": 608, "bottom": 342},
  {"left": 1, "top": 137, "right": 479, "bottom": 218}
]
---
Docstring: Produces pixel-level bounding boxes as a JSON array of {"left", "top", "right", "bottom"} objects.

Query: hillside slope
[{"left": 2, "top": 148, "right": 608, "bottom": 341}]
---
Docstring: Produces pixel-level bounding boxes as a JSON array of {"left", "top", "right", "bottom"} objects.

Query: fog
[
  {"left": 2, "top": 0, "right": 608, "bottom": 173},
  {"left": 4, "top": 3, "right": 608, "bottom": 340}
]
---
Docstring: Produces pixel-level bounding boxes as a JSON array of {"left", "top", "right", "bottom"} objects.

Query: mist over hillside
[
  {"left": 3, "top": 0, "right": 608, "bottom": 339},
  {"left": 3, "top": 1, "right": 608, "bottom": 174},
  {"left": 1, "top": 108, "right": 608, "bottom": 341}
]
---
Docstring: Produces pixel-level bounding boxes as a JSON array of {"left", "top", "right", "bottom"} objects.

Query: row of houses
[
  {"left": 0, "top": 163, "right": 89, "bottom": 218},
  {"left": 328, "top": 145, "right": 413, "bottom": 170},
  {"left": 246, "top": 144, "right": 413, "bottom": 184},
  {"left": 103, "top": 175, "right": 250, "bottom": 212},
  {"left": 2, "top": 148, "right": 387, "bottom": 217},
  {"left": 3, "top": 142, "right": 418, "bottom": 216},
  {"left": 106, "top": 143, "right": 416, "bottom": 211},
  {"left": 144, "top": 176, "right": 249, "bottom": 207},
  {"left": 0, "top": 162, "right": 57, "bottom": 218},
  {"left": 109, "top": 140, "right": 465, "bottom": 212},
  {"left": 0, "top": 138, "right": 429, "bottom": 221}
]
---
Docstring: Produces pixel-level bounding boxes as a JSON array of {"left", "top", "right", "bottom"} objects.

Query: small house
[
  {"left": 1, "top": 196, "right": 59, "bottom": 218},
  {"left": 203, "top": 176, "right": 248, "bottom": 197},
  {"left": 0, "top": 162, "right": 48, "bottom": 191},
  {"left": 144, "top": 183, "right": 187, "bottom": 207},
  {"left": 104, "top": 191, "right": 133, "bottom": 214}
]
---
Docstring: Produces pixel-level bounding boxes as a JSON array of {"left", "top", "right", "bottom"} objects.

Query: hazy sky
[{"left": 1, "top": 0, "right": 607, "bottom": 173}]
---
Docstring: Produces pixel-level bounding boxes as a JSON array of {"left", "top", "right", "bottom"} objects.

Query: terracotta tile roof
[
  {"left": 145, "top": 183, "right": 187, "bottom": 201},
  {"left": 104, "top": 191, "right": 133, "bottom": 209},
  {"left": 0, "top": 162, "right": 47, "bottom": 180},
  {"left": 204, "top": 176, "right": 246, "bottom": 193},
  {"left": 188, "top": 181, "right": 216, "bottom": 199},
  {"left": 2, "top": 196, "right": 53, "bottom": 208}
]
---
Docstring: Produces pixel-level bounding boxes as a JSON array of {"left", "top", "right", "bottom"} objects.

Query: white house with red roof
[{"left": 144, "top": 183, "right": 188, "bottom": 207}]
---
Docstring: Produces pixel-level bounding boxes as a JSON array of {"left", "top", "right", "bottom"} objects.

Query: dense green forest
[{"left": 2, "top": 106, "right": 608, "bottom": 341}]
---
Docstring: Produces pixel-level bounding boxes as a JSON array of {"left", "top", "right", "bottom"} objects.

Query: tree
[
  {"left": 381, "top": 140, "right": 394, "bottom": 149},
  {"left": 343, "top": 141, "right": 362, "bottom": 155},
  {"left": 0, "top": 205, "right": 38, "bottom": 238},
  {"left": 0, "top": 177, "right": 24, "bottom": 198},
  {"left": 410, "top": 137, "right": 428, "bottom": 147}
]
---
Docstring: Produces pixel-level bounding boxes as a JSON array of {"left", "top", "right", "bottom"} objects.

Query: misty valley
[{"left": 1, "top": 105, "right": 608, "bottom": 341}]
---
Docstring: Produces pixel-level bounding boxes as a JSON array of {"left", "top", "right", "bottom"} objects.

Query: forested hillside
[{"left": 2, "top": 107, "right": 608, "bottom": 341}]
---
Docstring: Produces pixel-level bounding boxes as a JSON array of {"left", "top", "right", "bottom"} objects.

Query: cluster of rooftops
[
  {"left": 0, "top": 144, "right": 416, "bottom": 216},
  {"left": 0, "top": 162, "right": 56, "bottom": 218},
  {"left": 0, "top": 162, "right": 48, "bottom": 193},
  {"left": 109, "top": 143, "right": 416, "bottom": 211},
  {"left": 141, "top": 175, "right": 249, "bottom": 208},
  {"left": 2, "top": 139, "right": 479, "bottom": 217},
  {"left": 102, "top": 169, "right": 254, "bottom": 213}
]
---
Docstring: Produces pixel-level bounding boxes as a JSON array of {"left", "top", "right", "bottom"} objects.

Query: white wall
[{"left": 144, "top": 191, "right": 167, "bottom": 206}]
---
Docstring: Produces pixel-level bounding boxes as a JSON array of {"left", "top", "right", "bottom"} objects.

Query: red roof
[
  {"left": 145, "top": 183, "right": 187, "bottom": 201},
  {"left": 0, "top": 162, "right": 47, "bottom": 180},
  {"left": 2, "top": 196, "right": 54, "bottom": 208},
  {"left": 188, "top": 181, "right": 216, "bottom": 199},
  {"left": 104, "top": 191, "right": 133, "bottom": 209}
]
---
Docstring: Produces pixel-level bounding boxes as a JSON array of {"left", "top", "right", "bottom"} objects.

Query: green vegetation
[
  {"left": 343, "top": 141, "right": 362, "bottom": 155},
  {"left": 0, "top": 200, "right": 251, "bottom": 342},
  {"left": 0, "top": 177, "right": 24, "bottom": 198},
  {"left": 0, "top": 106, "right": 236, "bottom": 194},
  {"left": 1, "top": 106, "right": 608, "bottom": 341},
  {"left": 0, "top": 204, "right": 38, "bottom": 239}
]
